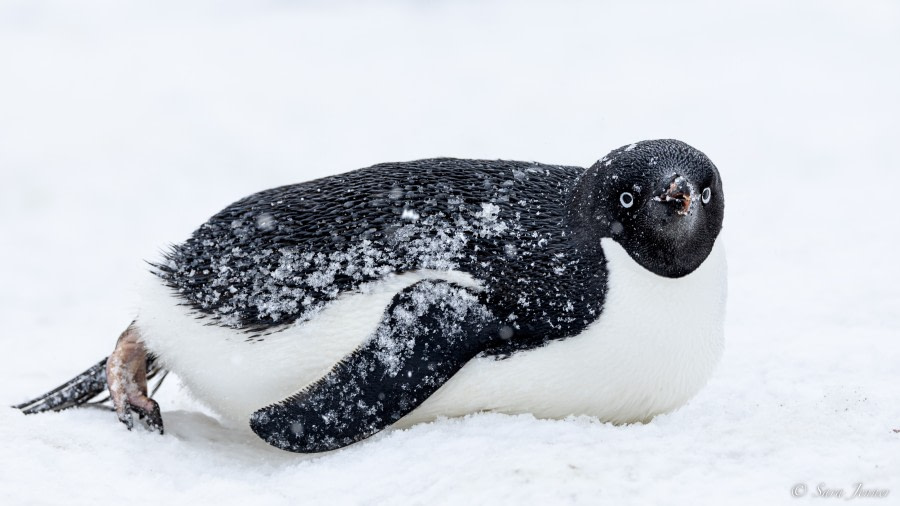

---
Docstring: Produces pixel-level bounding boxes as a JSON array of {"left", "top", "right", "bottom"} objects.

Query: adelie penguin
[{"left": 16, "top": 139, "right": 726, "bottom": 453}]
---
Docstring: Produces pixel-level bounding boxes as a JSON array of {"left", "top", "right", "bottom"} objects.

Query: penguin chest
[{"left": 402, "top": 237, "right": 727, "bottom": 425}]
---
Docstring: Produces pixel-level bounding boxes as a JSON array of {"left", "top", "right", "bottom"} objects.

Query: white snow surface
[{"left": 1, "top": 1, "right": 899, "bottom": 504}]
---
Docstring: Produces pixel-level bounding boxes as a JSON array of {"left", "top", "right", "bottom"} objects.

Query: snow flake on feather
[
  {"left": 159, "top": 190, "right": 515, "bottom": 329},
  {"left": 154, "top": 158, "right": 594, "bottom": 338},
  {"left": 372, "top": 281, "right": 489, "bottom": 376}
]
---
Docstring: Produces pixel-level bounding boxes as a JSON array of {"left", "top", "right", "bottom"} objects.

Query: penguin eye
[
  {"left": 701, "top": 187, "right": 711, "bottom": 204},
  {"left": 619, "top": 192, "right": 634, "bottom": 208}
]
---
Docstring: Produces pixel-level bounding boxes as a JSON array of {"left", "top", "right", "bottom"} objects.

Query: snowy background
[{"left": 1, "top": 0, "right": 899, "bottom": 504}]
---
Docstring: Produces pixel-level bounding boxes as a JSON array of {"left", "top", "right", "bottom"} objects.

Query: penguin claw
[
  {"left": 117, "top": 407, "right": 134, "bottom": 431},
  {"left": 139, "top": 399, "right": 164, "bottom": 434},
  {"left": 116, "top": 398, "right": 164, "bottom": 434}
]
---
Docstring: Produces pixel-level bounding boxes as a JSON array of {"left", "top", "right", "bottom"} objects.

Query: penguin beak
[{"left": 653, "top": 174, "right": 693, "bottom": 216}]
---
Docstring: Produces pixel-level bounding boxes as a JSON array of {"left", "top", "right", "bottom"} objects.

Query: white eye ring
[
  {"left": 701, "top": 187, "right": 711, "bottom": 204},
  {"left": 619, "top": 192, "right": 634, "bottom": 208}
]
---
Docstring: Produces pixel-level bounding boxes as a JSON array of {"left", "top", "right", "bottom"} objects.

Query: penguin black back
[{"left": 155, "top": 158, "right": 603, "bottom": 342}]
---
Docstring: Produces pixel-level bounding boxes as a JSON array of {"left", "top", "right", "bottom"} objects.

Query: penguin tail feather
[{"left": 12, "top": 355, "right": 166, "bottom": 414}]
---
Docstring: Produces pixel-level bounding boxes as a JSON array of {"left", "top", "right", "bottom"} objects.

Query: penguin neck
[
  {"left": 565, "top": 165, "right": 610, "bottom": 257},
  {"left": 539, "top": 167, "right": 611, "bottom": 335}
]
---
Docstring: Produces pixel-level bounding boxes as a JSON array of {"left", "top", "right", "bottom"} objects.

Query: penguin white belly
[
  {"left": 399, "top": 237, "right": 727, "bottom": 426},
  {"left": 137, "top": 237, "right": 725, "bottom": 427}
]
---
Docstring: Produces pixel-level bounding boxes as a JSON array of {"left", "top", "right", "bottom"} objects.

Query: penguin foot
[{"left": 107, "top": 323, "right": 164, "bottom": 434}]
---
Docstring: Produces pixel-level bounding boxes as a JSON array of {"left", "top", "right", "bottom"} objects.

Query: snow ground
[{"left": 1, "top": 0, "right": 899, "bottom": 504}]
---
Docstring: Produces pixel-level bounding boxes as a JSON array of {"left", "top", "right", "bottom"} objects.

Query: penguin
[{"left": 15, "top": 139, "right": 726, "bottom": 453}]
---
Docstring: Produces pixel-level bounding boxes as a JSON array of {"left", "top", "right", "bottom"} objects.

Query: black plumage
[{"left": 155, "top": 158, "right": 609, "bottom": 352}]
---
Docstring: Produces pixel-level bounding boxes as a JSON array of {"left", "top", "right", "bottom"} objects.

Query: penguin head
[{"left": 574, "top": 139, "right": 724, "bottom": 278}]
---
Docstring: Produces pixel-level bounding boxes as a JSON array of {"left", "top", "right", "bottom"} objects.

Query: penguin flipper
[{"left": 250, "top": 279, "right": 499, "bottom": 453}]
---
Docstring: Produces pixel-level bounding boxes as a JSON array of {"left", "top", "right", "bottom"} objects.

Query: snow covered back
[
  {"left": 2, "top": 0, "right": 898, "bottom": 504},
  {"left": 153, "top": 158, "right": 577, "bottom": 332}
]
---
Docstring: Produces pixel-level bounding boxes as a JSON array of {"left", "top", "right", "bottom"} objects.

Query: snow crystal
[
  {"left": 387, "top": 187, "right": 404, "bottom": 200},
  {"left": 400, "top": 208, "right": 420, "bottom": 221},
  {"left": 255, "top": 213, "right": 276, "bottom": 231},
  {"left": 474, "top": 203, "right": 507, "bottom": 237}
]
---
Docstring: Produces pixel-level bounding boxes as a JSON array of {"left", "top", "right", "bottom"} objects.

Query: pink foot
[{"left": 106, "top": 323, "right": 163, "bottom": 434}]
